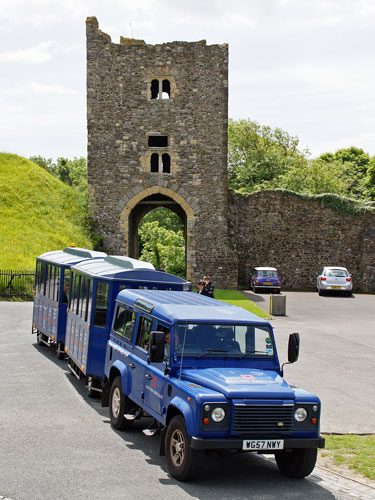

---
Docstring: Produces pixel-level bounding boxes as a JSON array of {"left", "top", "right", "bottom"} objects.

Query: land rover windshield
[{"left": 173, "top": 323, "right": 274, "bottom": 357}]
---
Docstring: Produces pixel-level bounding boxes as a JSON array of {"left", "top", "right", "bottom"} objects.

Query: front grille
[{"left": 232, "top": 404, "right": 294, "bottom": 435}]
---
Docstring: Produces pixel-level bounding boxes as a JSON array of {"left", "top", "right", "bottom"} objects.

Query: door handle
[
  {"left": 128, "top": 363, "right": 136, "bottom": 369},
  {"left": 145, "top": 374, "right": 153, "bottom": 380}
]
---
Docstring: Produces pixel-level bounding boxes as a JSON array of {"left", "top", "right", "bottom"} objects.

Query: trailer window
[
  {"left": 86, "top": 279, "right": 93, "bottom": 322},
  {"left": 62, "top": 269, "right": 71, "bottom": 304},
  {"left": 94, "top": 282, "right": 109, "bottom": 327},
  {"left": 71, "top": 273, "right": 80, "bottom": 314}
]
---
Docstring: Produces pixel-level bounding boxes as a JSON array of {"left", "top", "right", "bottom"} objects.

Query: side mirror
[
  {"left": 149, "top": 331, "right": 165, "bottom": 363},
  {"left": 288, "top": 332, "right": 300, "bottom": 363}
]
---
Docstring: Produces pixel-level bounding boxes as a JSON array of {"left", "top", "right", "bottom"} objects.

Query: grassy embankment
[{"left": 0, "top": 153, "right": 91, "bottom": 269}]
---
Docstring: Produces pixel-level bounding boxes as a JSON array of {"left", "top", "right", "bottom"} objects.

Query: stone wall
[
  {"left": 228, "top": 190, "right": 375, "bottom": 292},
  {"left": 86, "top": 17, "right": 238, "bottom": 288}
]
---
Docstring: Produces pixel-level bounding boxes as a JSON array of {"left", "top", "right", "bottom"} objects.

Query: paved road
[
  {"left": 244, "top": 290, "right": 375, "bottom": 434},
  {"left": 1, "top": 301, "right": 375, "bottom": 500}
]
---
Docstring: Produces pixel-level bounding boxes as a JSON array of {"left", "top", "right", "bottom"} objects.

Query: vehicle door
[
  {"left": 144, "top": 324, "right": 170, "bottom": 416},
  {"left": 130, "top": 315, "right": 153, "bottom": 405},
  {"left": 110, "top": 304, "right": 137, "bottom": 396}
]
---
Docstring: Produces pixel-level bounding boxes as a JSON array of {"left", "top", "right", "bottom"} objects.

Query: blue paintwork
[
  {"left": 105, "top": 290, "right": 323, "bottom": 447},
  {"left": 32, "top": 247, "right": 106, "bottom": 344},
  {"left": 65, "top": 257, "right": 191, "bottom": 380}
]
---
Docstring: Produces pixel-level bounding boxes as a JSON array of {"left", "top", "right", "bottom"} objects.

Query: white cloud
[
  {"left": 0, "top": 41, "right": 58, "bottom": 63},
  {"left": 29, "top": 81, "right": 79, "bottom": 95}
]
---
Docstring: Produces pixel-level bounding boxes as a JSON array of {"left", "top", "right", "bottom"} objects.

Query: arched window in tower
[
  {"left": 162, "top": 154, "right": 171, "bottom": 173},
  {"left": 162, "top": 79, "right": 170, "bottom": 99},
  {"left": 151, "top": 153, "right": 159, "bottom": 172},
  {"left": 150, "top": 78, "right": 171, "bottom": 99},
  {"left": 151, "top": 79, "right": 159, "bottom": 99}
]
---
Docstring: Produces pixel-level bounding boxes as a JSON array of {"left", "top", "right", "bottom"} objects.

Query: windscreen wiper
[{"left": 199, "top": 349, "right": 229, "bottom": 358}]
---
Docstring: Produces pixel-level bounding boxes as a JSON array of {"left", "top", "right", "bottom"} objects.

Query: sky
[{"left": 1, "top": 0, "right": 375, "bottom": 161}]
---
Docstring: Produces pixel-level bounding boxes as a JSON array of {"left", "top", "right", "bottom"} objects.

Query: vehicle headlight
[
  {"left": 294, "top": 407, "right": 308, "bottom": 422},
  {"left": 211, "top": 407, "right": 226, "bottom": 422}
]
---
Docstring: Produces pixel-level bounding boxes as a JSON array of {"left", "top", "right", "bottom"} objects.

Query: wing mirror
[
  {"left": 288, "top": 332, "right": 300, "bottom": 363},
  {"left": 281, "top": 332, "right": 300, "bottom": 376},
  {"left": 149, "top": 331, "right": 165, "bottom": 363}
]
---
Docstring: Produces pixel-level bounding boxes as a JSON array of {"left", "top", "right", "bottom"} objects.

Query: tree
[
  {"left": 138, "top": 221, "right": 185, "bottom": 277},
  {"left": 228, "top": 118, "right": 308, "bottom": 192}
]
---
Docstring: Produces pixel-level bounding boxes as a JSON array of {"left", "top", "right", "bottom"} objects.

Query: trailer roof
[
  {"left": 71, "top": 256, "right": 189, "bottom": 286},
  {"left": 37, "top": 247, "right": 107, "bottom": 266},
  {"left": 117, "top": 290, "right": 269, "bottom": 325}
]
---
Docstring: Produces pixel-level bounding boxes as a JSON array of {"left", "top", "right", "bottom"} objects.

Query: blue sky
[{"left": 1, "top": 0, "right": 374, "bottom": 160}]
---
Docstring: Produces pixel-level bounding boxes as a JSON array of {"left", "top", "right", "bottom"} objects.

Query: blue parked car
[
  {"left": 250, "top": 267, "right": 281, "bottom": 293},
  {"left": 102, "top": 290, "right": 324, "bottom": 481}
]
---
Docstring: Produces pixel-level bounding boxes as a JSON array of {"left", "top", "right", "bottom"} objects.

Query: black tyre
[
  {"left": 165, "top": 415, "right": 203, "bottom": 481},
  {"left": 318, "top": 288, "right": 324, "bottom": 296},
  {"left": 275, "top": 448, "right": 317, "bottom": 478},
  {"left": 36, "top": 331, "right": 45, "bottom": 346},
  {"left": 87, "top": 376, "right": 101, "bottom": 399},
  {"left": 109, "top": 376, "right": 134, "bottom": 430},
  {"left": 252, "top": 284, "right": 257, "bottom": 293},
  {"left": 56, "top": 342, "right": 65, "bottom": 360}
]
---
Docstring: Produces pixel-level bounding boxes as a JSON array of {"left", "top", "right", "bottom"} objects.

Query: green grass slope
[{"left": 0, "top": 153, "right": 92, "bottom": 269}]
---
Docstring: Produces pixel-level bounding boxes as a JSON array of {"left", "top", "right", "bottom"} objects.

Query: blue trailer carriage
[
  {"left": 102, "top": 290, "right": 325, "bottom": 481},
  {"left": 64, "top": 256, "right": 191, "bottom": 396},
  {"left": 32, "top": 247, "right": 106, "bottom": 358}
]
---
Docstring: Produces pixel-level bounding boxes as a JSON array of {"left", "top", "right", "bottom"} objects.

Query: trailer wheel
[
  {"left": 56, "top": 342, "right": 65, "bottom": 360},
  {"left": 87, "top": 376, "right": 101, "bottom": 399},
  {"left": 36, "top": 331, "right": 44, "bottom": 346},
  {"left": 275, "top": 448, "right": 317, "bottom": 478},
  {"left": 109, "top": 376, "right": 134, "bottom": 430},
  {"left": 165, "top": 415, "right": 203, "bottom": 481}
]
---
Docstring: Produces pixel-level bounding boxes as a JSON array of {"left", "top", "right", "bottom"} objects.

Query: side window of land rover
[
  {"left": 136, "top": 316, "right": 153, "bottom": 350},
  {"left": 113, "top": 305, "right": 136, "bottom": 342}
]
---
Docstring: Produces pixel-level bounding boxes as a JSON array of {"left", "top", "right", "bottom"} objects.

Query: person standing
[
  {"left": 203, "top": 275, "right": 215, "bottom": 298},
  {"left": 197, "top": 281, "right": 209, "bottom": 295}
]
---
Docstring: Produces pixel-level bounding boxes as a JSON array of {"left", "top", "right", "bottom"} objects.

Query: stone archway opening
[{"left": 128, "top": 193, "right": 187, "bottom": 276}]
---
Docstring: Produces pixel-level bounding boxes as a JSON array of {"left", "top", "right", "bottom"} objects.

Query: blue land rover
[{"left": 102, "top": 290, "right": 324, "bottom": 481}]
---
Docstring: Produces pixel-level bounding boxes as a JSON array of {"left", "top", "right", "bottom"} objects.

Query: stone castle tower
[{"left": 86, "top": 17, "right": 238, "bottom": 287}]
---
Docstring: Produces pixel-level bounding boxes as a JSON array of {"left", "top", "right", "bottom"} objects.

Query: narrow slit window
[
  {"left": 162, "top": 79, "right": 170, "bottom": 99},
  {"left": 162, "top": 154, "right": 171, "bottom": 173},
  {"left": 151, "top": 153, "right": 159, "bottom": 172},
  {"left": 151, "top": 79, "right": 159, "bottom": 99}
]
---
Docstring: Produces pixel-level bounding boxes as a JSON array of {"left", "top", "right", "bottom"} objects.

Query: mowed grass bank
[
  {"left": 0, "top": 153, "right": 91, "bottom": 269},
  {"left": 216, "top": 289, "right": 270, "bottom": 319}
]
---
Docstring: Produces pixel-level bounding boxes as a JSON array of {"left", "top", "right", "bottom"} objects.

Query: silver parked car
[{"left": 316, "top": 267, "right": 353, "bottom": 297}]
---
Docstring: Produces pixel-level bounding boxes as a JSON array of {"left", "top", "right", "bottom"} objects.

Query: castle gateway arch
[{"left": 86, "top": 17, "right": 238, "bottom": 287}]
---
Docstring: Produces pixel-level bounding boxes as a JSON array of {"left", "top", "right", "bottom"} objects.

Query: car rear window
[{"left": 325, "top": 269, "right": 348, "bottom": 277}]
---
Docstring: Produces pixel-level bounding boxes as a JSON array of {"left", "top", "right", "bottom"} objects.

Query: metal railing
[{"left": 0, "top": 270, "right": 34, "bottom": 300}]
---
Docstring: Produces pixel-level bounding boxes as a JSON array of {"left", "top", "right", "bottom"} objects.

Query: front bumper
[{"left": 191, "top": 436, "right": 325, "bottom": 450}]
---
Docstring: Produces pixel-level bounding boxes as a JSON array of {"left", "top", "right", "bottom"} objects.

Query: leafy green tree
[
  {"left": 29, "top": 155, "right": 56, "bottom": 176},
  {"left": 228, "top": 118, "right": 308, "bottom": 192},
  {"left": 138, "top": 221, "right": 185, "bottom": 277},
  {"left": 316, "top": 147, "right": 371, "bottom": 199}
]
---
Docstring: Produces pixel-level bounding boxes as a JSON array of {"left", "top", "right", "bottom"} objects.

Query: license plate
[
  {"left": 330, "top": 286, "right": 342, "bottom": 289},
  {"left": 263, "top": 282, "right": 273, "bottom": 285},
  {"left": 242, "top": 439, "right": 284, "bottom": 450}
]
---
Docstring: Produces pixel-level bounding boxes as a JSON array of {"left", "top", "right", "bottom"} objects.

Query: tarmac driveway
[{"left": 244, "top": 290, "right": 375, "bottom": 434}]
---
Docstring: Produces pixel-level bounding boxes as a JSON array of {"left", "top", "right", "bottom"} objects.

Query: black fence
[{"left": 0, "top": 270, "right": 34, "bottom": 300}]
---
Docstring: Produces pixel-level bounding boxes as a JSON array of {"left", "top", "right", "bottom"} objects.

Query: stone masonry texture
[
  {"left": 86, "top": 17, "right": 238, "bottom": 288},
  {"left": 229, "top": 190, "right": 375, "bottom": 292},
  {"left": 87, "top": 17, "right": 375, "bottom": 292}
]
